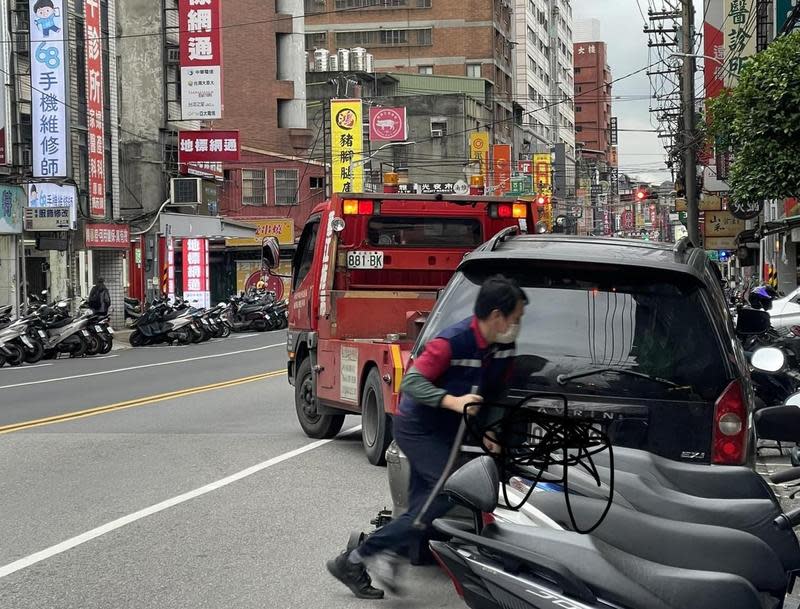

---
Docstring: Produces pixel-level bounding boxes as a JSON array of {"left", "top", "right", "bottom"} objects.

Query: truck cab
[{"left": 287, "top": 184, "right": 532, "bottom": 464}]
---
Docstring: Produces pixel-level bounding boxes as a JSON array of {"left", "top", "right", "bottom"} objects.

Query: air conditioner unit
[
  {"left": 430, "top": 128, "right": 444, "bottom": 138},
  {"left": 21, "top": 146, "right": 31, "bottom": 168},
  {"left": 167, "top": 47, "right": 180, "bottom": 64},
  {"left": 170, "top": 178, "right": 201, "bottom": 205}
]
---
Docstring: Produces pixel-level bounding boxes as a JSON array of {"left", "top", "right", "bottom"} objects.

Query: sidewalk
[{"left": 111, "top": 327, "right": 132, "bottom": 350}]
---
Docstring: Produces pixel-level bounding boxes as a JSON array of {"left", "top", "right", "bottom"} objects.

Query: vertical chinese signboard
[
  {"left": 723, "top": 0, "right": 757, "bottom": 86},
  {"left": 179, "top": 0, "right": 222, "bottom": 120},
  {"left": 492, "top": 144, "right": 511, "bottom": 194},
  {"left": 85, "top": 0, "right": 105, "bottom": 218},
  {"left": 30, "top": 0, "right": 68, "bottom": 177},
  {"left": 183, "top": 237, "right": 209, "bottom": 308},
  {"left": 469, "top": 132, "right": 489, "bottom": 184},
  {"left": 330, "top": 99, "right": 363, "bottom": 193},
  {"left": 533, "top": 153, "right": 552, "bottom": 195},
  {"left": 703, "top": 0, "right": 726, "bottom": 101}
]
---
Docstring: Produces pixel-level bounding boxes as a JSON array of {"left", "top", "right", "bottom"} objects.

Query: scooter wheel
[
  {"left": 23, "top": 340, "right": 45, "bottom": 364},
  {"left": 6, "top": 344, "right": 24, "bottom": 366},
  {"left": 176, "top": 329, "right": 193, "bottom": 345},
  {"left": 129, "top": 330, "right": 145, "bottom": 347},
  {"left": 85, "top": 334, "right": 102, "bottom": 356},
  {"left": 219, "top": 323, "right": 231, "bottom": 338},
  {"left": 69, "top": 334, "right": 88, "bottom": 358},
  {"left": 346, "top": 531, "right": 366, "bottom": 553},
  {"left": 99, "top": 335, "right": 113, "bottom": 354}
]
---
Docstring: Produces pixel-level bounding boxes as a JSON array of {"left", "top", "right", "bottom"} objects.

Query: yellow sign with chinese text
[
  {"left": 331, "top": 99, "right": 363, "bottom": 193},
  {"left": 469, "top": 132, "right": 490, "bottom": 183},
  {"left": 226, "top": 218, "right": 295, "bottom": 247},
  {"left": 704, "top": 210, "right": 745, "bottom": 238},
  {"left": 533, "top": 153, "right": 552, "bottom": 195}
]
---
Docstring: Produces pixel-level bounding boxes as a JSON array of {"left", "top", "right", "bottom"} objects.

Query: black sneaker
[
  {"left": 364, "top": 551, "right": 405, "bottom": 596},
  {"left": 326, "top": 552, "right": 385, "bottom": 599}
]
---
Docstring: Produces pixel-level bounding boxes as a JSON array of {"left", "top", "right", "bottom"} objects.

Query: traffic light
[
  {"left": 634, "top": 187, "right": 658, "bottom": 201},
  {"left": 536, "top": 194, "right": 549, "bottom": 206}
]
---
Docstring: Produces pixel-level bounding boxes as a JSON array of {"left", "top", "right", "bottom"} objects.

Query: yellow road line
[{"left": 0, "top": 370, "right": 286, "bottom": 435}]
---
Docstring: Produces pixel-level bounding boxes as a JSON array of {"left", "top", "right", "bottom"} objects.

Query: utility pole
[{"left": 681, "top": 0, "right": 699, "bottom": 244}]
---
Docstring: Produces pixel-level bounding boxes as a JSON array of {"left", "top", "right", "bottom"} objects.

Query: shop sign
[
  {"left": 182, "top": 237, "right": 209, "bottom": 308},
  {"left": 85, "top": 0, "right": 106, "bottom": 218},
  {"left": 25, "top": 183, "right": 77, "bottom": 230},
  {"left": 226, "top": 218, "right": 295, "bottom": 247},
  {"left": 533, "top": 153, "right": 552, "bottom": 195},
  {"left": 368, "top": 107, "right": 407, "bottom": 142},
  {"left": 492, "top": 144, "right": 511, "bottom": 194},
  {"left": 469, "top": 132, "right": 489, "bottom": 184},
  {"left": 331, "top": 99, "right": 363, "bottom": 193},
  {"left": 178, "top": 130, "right": 240, "bottom": 163},
  {"left": 0, "top": 186, "right": 25, "bottom": 234},
  {"left": 179, "top": 0, "right": 222, "bottom": 119},
  {"left": 85, "top": 223, "right": 129, "bottom": 248},
  {"left": 703, "top": 210, "right": 745, "bottom": 237},
  {"left": 30, "top": 0, "right": 68, "bottom": 177}
]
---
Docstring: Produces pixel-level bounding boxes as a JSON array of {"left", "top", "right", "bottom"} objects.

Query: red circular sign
[
  {"left": 371, "top": 108, "right": 404, "bottom": 140},
  {"left": 244, "top": 271, "right": 285, "bottom": 300}
]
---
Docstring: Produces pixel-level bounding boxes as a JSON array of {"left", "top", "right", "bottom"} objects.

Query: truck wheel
[
  {"left": 362, "top": 368, "right": 392, "bottom": 466},
  {"left": 295, "top": 358, "right": 345, "bottom": 439}
]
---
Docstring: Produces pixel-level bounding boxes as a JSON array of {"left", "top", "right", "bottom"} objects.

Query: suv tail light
[
  {"left": 490, "top": 203, "right": 527, "bottom": 219},
  {"left": 343, "top": 199, "right": 380, "bottom": 215},
  {"left": 711, "top": 380, "right": 748, "bottom": 465}
]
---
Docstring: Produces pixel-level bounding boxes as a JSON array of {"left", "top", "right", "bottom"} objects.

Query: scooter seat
[
  {"left": 538, "top": 464, "right": 800, "bottom": 571},
  {"left": 528, "top": 491, "right": 787, "bottom": 593},
  {"left": 46, "top": 318, "right": 71, "bottom": 329},
  {"left": 482, "top": 523, "right": 765, "bottom": 609},
  {"left": 591, "top": 446, "right": 774, "bottom": 501}
]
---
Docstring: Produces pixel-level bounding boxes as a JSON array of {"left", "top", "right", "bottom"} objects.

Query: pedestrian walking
[
  {"left": 327, "top": 274, "right": 527, "bottom": 599},
  {"left": 88, "top": 277, "right": 111, "bottom": 315}
]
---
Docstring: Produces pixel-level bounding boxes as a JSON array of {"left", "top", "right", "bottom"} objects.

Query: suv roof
[{"left": 466, "top": 233, "right": 709, "bottom": 281}]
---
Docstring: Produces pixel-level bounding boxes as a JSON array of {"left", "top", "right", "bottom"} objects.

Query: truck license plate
[{"left": 347, "top": 251, "right": 384, "bottom": 269}]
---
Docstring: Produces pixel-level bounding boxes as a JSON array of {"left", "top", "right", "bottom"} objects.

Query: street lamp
[
  {"left": 669, "top": 52, "right": 734, "bottom": 75},
  {"left": 349, "top": 141, "right": 416, "bottom": 192}
]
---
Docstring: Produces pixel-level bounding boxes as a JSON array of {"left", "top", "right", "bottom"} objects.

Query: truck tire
[
  {"left": 362, "top": 368, "right": 392, "bottom": 466},
  {"left": 295, "top": 358, "right": 345, "bottom": 439}
]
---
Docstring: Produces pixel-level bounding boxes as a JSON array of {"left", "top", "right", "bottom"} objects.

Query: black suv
[{"left": 415, "top": 232, "right": 754, "bottom": 465}]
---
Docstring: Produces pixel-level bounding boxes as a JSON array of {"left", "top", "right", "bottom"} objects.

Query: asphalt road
[{"left": 0, "top": 332, "right": 460, "bottom": 609}]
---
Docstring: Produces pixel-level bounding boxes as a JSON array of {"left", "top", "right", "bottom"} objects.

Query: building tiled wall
[{"left": 93, "top": 250, "right": 125, "bottom": 329}]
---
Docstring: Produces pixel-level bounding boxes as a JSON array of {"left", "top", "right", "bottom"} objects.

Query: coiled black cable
[{"left": 464, "top": 392, "right": 615, "bottom": 534}]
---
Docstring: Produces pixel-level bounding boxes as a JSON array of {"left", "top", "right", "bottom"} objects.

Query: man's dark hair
[
  {"left": 34, "top": 0, "right": 54, "bottom": 11},
  {"left": 474, "top": 274, "right": 527, "bottom": 319}
]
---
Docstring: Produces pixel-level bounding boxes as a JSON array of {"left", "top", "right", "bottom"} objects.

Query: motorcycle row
[
  {"left": 125, "top": 289, "right": 288, "bottom": 347},
  {"left": 0, "top": 291, "right": 114, "bottom": 367}
]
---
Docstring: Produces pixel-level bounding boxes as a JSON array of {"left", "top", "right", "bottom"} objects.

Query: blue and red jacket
[{"left": 397, "top": 316, "right": 516, "bottom": 441}]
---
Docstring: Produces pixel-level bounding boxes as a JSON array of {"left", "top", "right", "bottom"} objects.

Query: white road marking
[
  {"left": 0, "top": 343, "right": 284, "bottom": 390},
  {"left": 91, "top": 355, "right": 119, "bottom": 360},
  {"left": 0, "top": 425, "right": 362, "bottom": 579},
  {"left": 227, "top": 333, "right": 260, "bottom": 339},
  {"left": 0, "top": 363, "right": 53, "bottom": 370}
]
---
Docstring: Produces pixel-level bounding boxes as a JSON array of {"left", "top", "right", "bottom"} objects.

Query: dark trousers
[{"left": 357, "top": 421, "right": 453, "bottom": 559}]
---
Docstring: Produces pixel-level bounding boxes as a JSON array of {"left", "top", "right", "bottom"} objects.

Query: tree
[{"left": 707, "top": 31, "right": 800, "bottom": 203}]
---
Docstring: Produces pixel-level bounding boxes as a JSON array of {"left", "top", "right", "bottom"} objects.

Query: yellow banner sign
[
  {"left": 533, "top": 153, "right": 552, "bottom": 195},
  {"left": 226, "top": 218, "right": 295, "bottom": 247},
  {"left": 469, "top": 132, "right": 490, "bottom": 183},
  {"left": 331, "top": 99, "right": 363, "bottom": 193}
]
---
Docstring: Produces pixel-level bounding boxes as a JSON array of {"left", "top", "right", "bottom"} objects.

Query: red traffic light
[
  {"left": 536, "top": 195, "right": 549, "bottom": 205},
  {"left": 636, "top": 189, "right": 646, "bottom": 201}
]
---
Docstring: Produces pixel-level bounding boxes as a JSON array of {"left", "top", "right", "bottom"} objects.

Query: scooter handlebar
[
  {"left": 771, "top": 467, "right": 800, "bottom": 484},
  {"left": 774, "top": 506, "right": 800, "bottom": 530}
]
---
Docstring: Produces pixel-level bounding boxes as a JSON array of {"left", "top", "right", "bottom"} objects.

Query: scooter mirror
[
  {"left": 786, "top": 392, "right": 800, "bottom": 407},
  {"left": 755, "top": 405, "right": 800, "bottom": 442},
  {"left": 736, "top": 308, "right": 771, "bottom": 335},
  {"left": 751, "top": 347, "right": 785, "bottom": 373}
]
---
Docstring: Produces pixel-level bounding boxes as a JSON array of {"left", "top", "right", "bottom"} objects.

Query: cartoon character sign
[{"left": 33, "top": 0, "right": 61, "bottom": 37}]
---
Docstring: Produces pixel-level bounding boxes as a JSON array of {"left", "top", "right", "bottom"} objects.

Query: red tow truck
[{"left": 286, "top": 175, "right": 536, "bottom": 464}]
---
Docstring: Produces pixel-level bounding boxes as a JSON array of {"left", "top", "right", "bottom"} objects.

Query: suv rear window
[
  {"left": 418, "top": 262, "right": 731, "bottom": 402},
  {"left": 367, "top": 217, "right": 482, "bottom": 248}
]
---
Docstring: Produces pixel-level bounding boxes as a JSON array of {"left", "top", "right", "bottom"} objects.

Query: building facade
[
  {"left": 573, "top": 39, "right": 611, "bottom": 160},
  {"left": 304, "top": 0, "right": 515, "bottom": 143}
]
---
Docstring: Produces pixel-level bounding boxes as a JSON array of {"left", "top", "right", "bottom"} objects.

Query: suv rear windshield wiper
[{"left": 556, "top": 366, "right": 685, "bottom": 389}]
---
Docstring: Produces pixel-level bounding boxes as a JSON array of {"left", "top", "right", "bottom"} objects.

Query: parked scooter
[
  {"left": 128, "top": 299, "right": 196, "bottom": 346},
  {"left": 227, "top": 292, "right": 272, "bottom": 332},
  {"left": 37, "top": 301, "right": 92, "bottom": 359}
]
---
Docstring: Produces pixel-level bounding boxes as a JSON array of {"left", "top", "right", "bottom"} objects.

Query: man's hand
[{"left": 442, "top": 393, "right": 483, "bottom": 414}]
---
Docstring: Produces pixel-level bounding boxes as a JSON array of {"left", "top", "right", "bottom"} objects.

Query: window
[
  {"left": 292, "top": 216, "right": 320, "bottom": 290},
  {"left": 367, "top": 217, "right": 482, "bottom": 248},
  {"left": 418, "top": 65, "right": 433, "bottom": 75},
  {"left": 575, "top": 125, "right": 582, "bottom": 132},
  {"left": 310, "top": 176, "right": 324, "bottom": 189},
  {"left": 275, "top": 169, "right": 299, "bottom": 206},
  {"left": 575, "top": 105, "right": 582, "bottom": 112},
  {"left": 430, "top": 119, "right": 447, "bottom": 137},
  {"left": 242, "top": 170, "right": 266, "bottom": 205},
  {"left": 305, "top": 0, "right": 327, "bottom": 13},
  {"left": 466, "top": 63, "right": 481, "bottom": 78},
  {"left": 335, "top": 27, "right": 431, "bottom": 48},
  {"left": 305, "top": 32, "right": 327, "bottom": 50},
  {"left": 575, "top": 67, "right": 581, "bottom": 74}
]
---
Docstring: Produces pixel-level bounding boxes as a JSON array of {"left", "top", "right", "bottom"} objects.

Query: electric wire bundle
[{"left": 465, "top": 393, "right": 615, "bottom": 534}]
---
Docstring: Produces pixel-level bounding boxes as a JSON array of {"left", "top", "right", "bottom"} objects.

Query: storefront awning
[
  {"left": 159, "top": 213, "right": 257, "bottom": 239},
  {"left": 761, "top": 215, "right": 800, "bottom": 238}
]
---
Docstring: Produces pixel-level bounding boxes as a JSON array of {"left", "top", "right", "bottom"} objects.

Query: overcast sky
[{"left": 573, "top": 0, "right": 674, "bottom": 184}]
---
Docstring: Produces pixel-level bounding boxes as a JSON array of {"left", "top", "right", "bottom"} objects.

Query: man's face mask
[{"left": 495, "top": 321, "right": 521, "bottom": 344}]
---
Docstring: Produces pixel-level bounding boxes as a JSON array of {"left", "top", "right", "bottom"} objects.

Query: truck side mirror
[
  {"left": 261, "top": 237, "right": 280, "bottom": 270},
  {"left": 736, "top": 308, "right": 770, "bottom": 335}
]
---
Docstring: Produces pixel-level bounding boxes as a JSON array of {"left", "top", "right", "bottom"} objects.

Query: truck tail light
[
  {"left": 489, "top": 203, "right": 527, "bottom": 219},
  {"left": 343, "top": 199, "right": 380, "bottom": 215},
  {"left": 711, "top": 380, "right": 748, "bottom": 465}
]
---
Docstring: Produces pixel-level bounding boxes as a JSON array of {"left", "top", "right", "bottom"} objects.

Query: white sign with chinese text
[
  {"left": 30, "top": 0, "right": 68, "bottom": 177},
  {"left": 180, "top": 66, "right": 222, "bottom": 120},
  {"left": 26, "top": 182, "right": 76, "bottom": 229}
]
